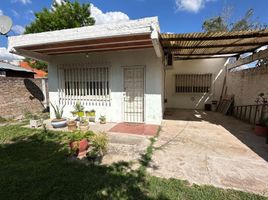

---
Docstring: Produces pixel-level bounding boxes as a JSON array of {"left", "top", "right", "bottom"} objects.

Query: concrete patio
[{"left": 148, "top": 109, "right": 268, "bottom": 196}]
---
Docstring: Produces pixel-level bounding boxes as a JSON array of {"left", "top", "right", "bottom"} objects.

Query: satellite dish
[{"left": 0, "top": 15, "right": 13, "bottom": 35}]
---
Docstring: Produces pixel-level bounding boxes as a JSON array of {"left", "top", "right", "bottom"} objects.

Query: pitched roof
[
  {"left": 20, "top": 62, "right": 47, "bottom": 78},
  {"left": 0, "top": 61, "right": 35, "bottom": 73}
]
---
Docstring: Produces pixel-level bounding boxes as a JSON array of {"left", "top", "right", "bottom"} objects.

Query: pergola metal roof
[{"left": 161, "top": 29, "right": 268, "bottom": 60}]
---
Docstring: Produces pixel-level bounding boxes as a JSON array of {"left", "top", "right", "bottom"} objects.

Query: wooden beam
[
  {"left": 227, "top": 48, "right": 268, "bottom": 70},
  {"left": 11, "top": 48, "right": 51, "bottom": 62},
  {"left": 47, "top": 45, "right": 154, "bottom": 55},
  {"left": 161, "top": 31, "right": 268, "bottom": 41},
  {"left": 164, "top": 42, "right": 267, "bottom": 49},
  {"left": 174, "top": 56, "right": 234, "bottom": 60},
  {"left": 23, "top": 34, "right": 151, "bottom": 51},
  {"left": 172, "top": 50, "right": 253, "bottom": 56}
]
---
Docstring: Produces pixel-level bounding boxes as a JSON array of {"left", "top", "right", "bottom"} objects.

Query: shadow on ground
[
  {"left": 164, "top": 109, "right": 268, "bottom": 161},
  {"left": 0, "top": 132, "right": 168, "bottom": 200}
]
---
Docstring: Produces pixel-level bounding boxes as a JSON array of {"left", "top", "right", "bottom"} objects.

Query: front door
[{"left": 123, "top": 67, "right": 145, "bottom": 123}]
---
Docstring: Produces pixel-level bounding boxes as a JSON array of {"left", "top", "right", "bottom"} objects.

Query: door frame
[{"left": 122, "top": 65, "right": 146, "bottom": 123}]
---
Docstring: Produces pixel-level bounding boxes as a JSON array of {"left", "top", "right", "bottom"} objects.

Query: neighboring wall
[
  {"left": 165, "top": 58, "right": 227, "bottom": 109},
  {"left": 0, "top": 77, "right": 48, "bottom": 118},
  {"left": 226, "top": 66, "right": 268, "bottom": 106},
  {"left": 48, "top": 48, "right": 164, "bottom": 124}
]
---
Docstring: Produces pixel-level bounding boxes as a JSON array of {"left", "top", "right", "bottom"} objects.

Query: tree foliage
[
  {"left": 25, "top": 0, "right": 95, "bottom": 34},
  {"left": 24, "top": 0, "right": 95, "bottom": 71},
  {"left": 202, "top": 7, "right": 267, "bottom": 32}
]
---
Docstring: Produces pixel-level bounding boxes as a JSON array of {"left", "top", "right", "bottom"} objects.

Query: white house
[{"left": 9, "top": 17, "right": 265, "bottom": 124}]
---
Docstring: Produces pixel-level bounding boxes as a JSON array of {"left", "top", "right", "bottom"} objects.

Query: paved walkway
[{"left": 147, "top": 109, "right": 268, "bottom": 196}]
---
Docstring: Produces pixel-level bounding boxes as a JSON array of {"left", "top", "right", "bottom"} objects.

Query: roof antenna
[{"left": 0, "top": 15, "right": 13, "bottom": 36}]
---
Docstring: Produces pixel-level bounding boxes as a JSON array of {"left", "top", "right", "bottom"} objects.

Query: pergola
[{"left": 160, "top": 29, "right": 268, "bottom": 61}]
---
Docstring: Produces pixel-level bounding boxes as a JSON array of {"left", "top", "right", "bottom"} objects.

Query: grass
[{"left": 0, "top": 124, "right": 267, "bottom": 200}]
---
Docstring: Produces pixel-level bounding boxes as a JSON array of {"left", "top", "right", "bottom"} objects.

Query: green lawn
[{"left": 0, "top": 124, "right": 267, "bottom": 200}]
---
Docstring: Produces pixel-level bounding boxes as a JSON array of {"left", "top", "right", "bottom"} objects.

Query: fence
[{"left": 232, "top": 104, "right": 268, "bottom": 125}]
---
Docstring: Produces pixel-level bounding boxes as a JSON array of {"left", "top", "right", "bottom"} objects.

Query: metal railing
[{"left": 232, "top": 104, "right": 268, "bottom": 125}]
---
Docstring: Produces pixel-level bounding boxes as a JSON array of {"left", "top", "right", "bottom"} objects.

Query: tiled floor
[{"left": 109, "top": 123, "right": 159, "bottom": 136}]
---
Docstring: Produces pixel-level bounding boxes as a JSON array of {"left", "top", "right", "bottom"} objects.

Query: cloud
[
  {"left": 50, "top": 1, "right": 129, "bottom": 25},
  {"left": 0, "top": 10, "right": 3, "bottom": 15},
  {"left": 175, "top": 0, "right": 215, "bottom": 13},
  {"left": 12, "top": 0, "right": 32, "bottom": 4},
  {"left": 54, "top": 0, "right": 65, "bottom": 5},
  {"left": 0, "top": 47, "right": 24, "bottom": 61},
  {"left": 11, "top": 9, "right": 19, "bottom": 17},
  {"left": 90, "top": 4, "right": 129, "bottom": 25},
  {"left": 12, "top": 25, "right": 25, "bottom": 35}
]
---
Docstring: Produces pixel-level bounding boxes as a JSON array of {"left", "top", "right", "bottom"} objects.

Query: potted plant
[
  {"left": 79, "top": 118, "right": 89, "bottom": 132},
  {"left": 86, "top": 109, "right": 96, "bottom": 122},
  {"left": 254, "top": 93, "right": 268, "bottom": 137},
  {"left": 29, "top": 114, "right": 42, "bottom": 128},
  {"left": 87, "top": 132, "right": 108, "bottom": 164},
  {"left": 74, "top": 102, "right": 84, "bottom": 118},
  {"left": 67, "top": 120, "right": 77, "bottom": 131},
  {"left": 69, "top": 131, "right": 94, "bottom": 159},
  {"left": 50, "top": 103, "right": 67, "bottom": 128},
  {"left": 99, "top": 115, "right": 106, "bottom": 124},
  {"left": 255, "top": 117, "right": 268, "bottom": 137}
]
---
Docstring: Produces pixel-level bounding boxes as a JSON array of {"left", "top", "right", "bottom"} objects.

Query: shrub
[{"left": 91, "top": 132, "right": 108, "bottom": 156}]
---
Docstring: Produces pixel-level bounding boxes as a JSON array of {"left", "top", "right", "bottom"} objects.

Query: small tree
[
  {"left": 202, "top": 7, "right": 267, "bottom": 32},
  {"left": 24, "top": 0, "right": 95, "bottom": 71},
  {"left": 24, "top": 0, "right": 95, "bottom": 34}
]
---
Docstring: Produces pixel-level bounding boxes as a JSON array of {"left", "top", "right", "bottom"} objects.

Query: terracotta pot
[
  {"left": 79, "top": 123, "right": 89, "bottom": 132},
  {"left": 254, "top": 125, "right": 268, "bottom": 137},
  {"left": 79, "top": 139, "right": 89, "bottom": 153},
  {"left": 67, "top": 121, "right": 77, "bottom": 131},
  {"left": 69, "top": 139, "right": 89, "bottom": 158}
]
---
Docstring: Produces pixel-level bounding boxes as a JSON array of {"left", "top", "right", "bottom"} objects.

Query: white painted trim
[
  {"left": 151, "top": 24, "right": 163, "bottom": 58},
  {"left": 8, "top": 17, "right": 159, "bottom": 50}
]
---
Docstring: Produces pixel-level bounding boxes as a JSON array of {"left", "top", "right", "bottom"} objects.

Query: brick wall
[
  {"left": 227, "top": 66, "right": 268, "bottom": 106},
  {"left": 0, "top": 77, "right": 48, "bottom": 118}
]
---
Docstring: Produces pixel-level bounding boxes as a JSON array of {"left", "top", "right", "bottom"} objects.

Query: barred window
[
  {"left": 0, "top": 71, "right": 6, "bottom": 77},
  {"left": 175, "top": 74, "right": 212, "bottom": 93},
  {"left": 58, "top": 65, "right": 110, "bottom": 106}
]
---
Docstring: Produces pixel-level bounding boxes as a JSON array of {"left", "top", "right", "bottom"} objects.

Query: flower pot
[
  {"left": 86, "top": 111, "right": 96, "bottom": 122},
  {"left": 77, "top": 112, "right": 84, "bottom": 117},
  {"left": 79, "top": 123, "right": 89, "bottom": 132},
  {"left": 30, "top": 119, "right": 42, "bottom": 128},
  {"left": 87, "top": 154, "right": 103, "bottom": 164},
  {"left": 67, "top": 121, "right": 77, "bottom": 131},
  {"left": 100, "top": 120, "right": 106, "bottom": 124},
  {"left": 254, "top": 125, "right": 268, "bottom": 137},
  {"left": 51, "top": 118, "right": 67, "bottom": 128},
  {"left": 69, "top": 139, "right": 89, "bottom": 158}
]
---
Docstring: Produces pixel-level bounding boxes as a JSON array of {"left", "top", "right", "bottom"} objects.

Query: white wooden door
[{"left": 123, "top": 67, "right": 144, "bottom": 123}]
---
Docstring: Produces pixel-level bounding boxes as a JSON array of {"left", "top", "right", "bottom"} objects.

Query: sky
[{"left": 0, "top": 0, "right": 268, "bottom": 60}]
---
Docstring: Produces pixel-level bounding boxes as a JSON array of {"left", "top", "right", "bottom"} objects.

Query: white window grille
[
  {"left": 175, "top": 73, "right": 212, "bottom": 93},
  {"left": 0, "top": 71, "right": 6, "bottom": 77},
  {"left": 57, "top": 64, "right": 110, "bottom": 106}
]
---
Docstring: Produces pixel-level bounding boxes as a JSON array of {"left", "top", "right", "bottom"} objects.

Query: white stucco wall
[
  {"left": 165, "top": 58, "right": 227, "bottom": 109},
  {"left": 48, "top": 48, "right": 164, "bottom": 124}
]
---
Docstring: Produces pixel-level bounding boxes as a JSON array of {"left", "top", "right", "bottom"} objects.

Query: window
[
  {"left": 0, "top": 71, "right": 6, "bottom": 77},
  {"left": 58, "top": 65, "right": 110, "bottom": 106},
  {"left": 175, "top": 74, "right": 212, "bottom": 93}
]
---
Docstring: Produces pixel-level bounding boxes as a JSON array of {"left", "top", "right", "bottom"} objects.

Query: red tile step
[{"left": 109, "top": 123, "right": 159, "bottom": 136}]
